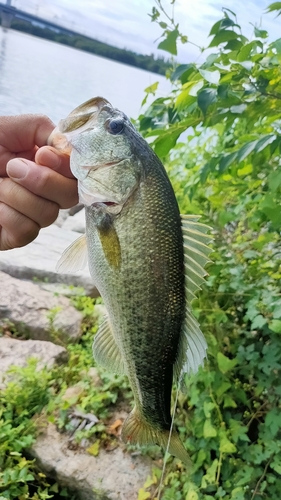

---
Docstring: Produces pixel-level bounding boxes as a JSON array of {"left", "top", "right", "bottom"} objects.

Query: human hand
[{"left": 0, "top": 114, "right": 78, "bottom": 250}]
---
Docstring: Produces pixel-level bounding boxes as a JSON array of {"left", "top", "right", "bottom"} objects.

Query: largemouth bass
[{"left": 49, "top": 97, "right": 212, "bottom": 465}]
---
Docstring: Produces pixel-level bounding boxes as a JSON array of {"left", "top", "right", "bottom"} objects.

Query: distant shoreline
[{"left": 0, "top": 16, "right": 171, "bottom": 76}]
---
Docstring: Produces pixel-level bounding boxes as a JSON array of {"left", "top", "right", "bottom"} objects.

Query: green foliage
[
  {"left": 0, "top": 360, "right": 75, "bottom": 499},
  {"left": 138, "top": 2, "right": 281, "bottom": 499},
  {"left": 0, "top": 297, "right": 130, "bottom": 499}
]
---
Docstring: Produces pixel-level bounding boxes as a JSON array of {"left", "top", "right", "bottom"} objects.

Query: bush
[{"left": 138, "top": 2, "right": 281, "bottom": 499}]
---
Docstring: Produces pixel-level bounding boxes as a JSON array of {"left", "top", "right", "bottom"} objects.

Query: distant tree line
[{"left": 0, "top": 16, "right": 170, "bottom": 75}]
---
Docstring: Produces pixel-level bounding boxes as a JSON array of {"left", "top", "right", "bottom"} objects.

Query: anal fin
[{"left": 93, "top": 316, "right": 126, "bottom": 375}]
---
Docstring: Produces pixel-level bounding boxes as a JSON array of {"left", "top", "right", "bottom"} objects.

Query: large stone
[
  {"left": 62, "top": 208, "right": 86, "bottom": 233},
  {"left": 0, "top": 225, "right": 98, "bottom": 297},
  {"left": 54, "top": 205, "right": 84, "bottom": 228},
  {"left": 0, "top": 336, "right": 68, "bottom": 386},
  {"left": 0, "top": 271, "right": 83, "bottom": 342},
  {"left": 30, "top": 422, "right": 153, "bottom": 500}
]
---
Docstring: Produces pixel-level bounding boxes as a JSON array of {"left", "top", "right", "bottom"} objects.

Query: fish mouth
[{"left": 102, "top": 201, "right": 118, "bottom": 207}]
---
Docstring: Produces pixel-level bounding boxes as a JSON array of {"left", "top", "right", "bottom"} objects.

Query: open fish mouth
[
  {"left": 78, "top": 182, "right": 118, "bottom": 207},
  {"left": 102, "top": 201, "right": 118, "bottom": 207}
]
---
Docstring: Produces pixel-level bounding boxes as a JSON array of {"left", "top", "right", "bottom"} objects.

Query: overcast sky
[{"left": 12, "top": 0, "right": 281, "bottom": 62}]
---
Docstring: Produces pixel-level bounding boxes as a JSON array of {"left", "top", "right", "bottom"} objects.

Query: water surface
[{"left": 0, "top": 27, "right": 171, "bottom": 122}]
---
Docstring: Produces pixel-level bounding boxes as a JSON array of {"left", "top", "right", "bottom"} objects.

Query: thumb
[{"left": 35, "top": 146, "right": 74, "bottom": 179}]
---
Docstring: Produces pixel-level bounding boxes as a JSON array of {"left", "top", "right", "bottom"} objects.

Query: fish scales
[
  {"left": 85, "top": 162, "right": 185, "bottom": 431},
  {"left": 49, "top": 96, "right": 212, "bottom": 466}
]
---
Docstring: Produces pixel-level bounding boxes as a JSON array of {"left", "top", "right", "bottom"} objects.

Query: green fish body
[{"left": 49, "top": 97, "right": 212, "bottom": 465}]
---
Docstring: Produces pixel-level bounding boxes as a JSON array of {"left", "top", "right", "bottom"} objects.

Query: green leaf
[
  {"left": 259, "top": 196, "right": 281, "bottom": 227},
  {"left": 154, "top": 129, "right": 183, "bottom": 157},
  {"left": 144, "top": 82, "right": 159, "bottom": 94},
  {"left": 203, "top": 401, "right": 215, "bottom": 418},
  {"left": 225, "top": 39, "right": 244, "bottom": 51},
  {"left": 223, "top": 394, "right": 237, "bottom": 408},
  {"left": 271, "top": 459, "right": 281, "bottom": 475},
  {"left": 209, "top": 30, "right": 239, "bottom": 48},
  {"left": 217, "top": 352, "right": 238, "bottom": 374},
  {"left": 209, "top": 19, "right": 223, "bottom": 36},
  {"left": 251, "top": 314, "right": 267, "bottom": 330},
  {"left": 218, "top": 152, "right": 238, "bottom": 173},
  {"left": 25, "top": 473, "right": 35, "bottom": 481},
  {"left": 268, "top": 169, "right": 281, "bottom": 191},
  {"left": 199, "top": 69, "right": 220, "bottom": 84},
  {"left": 158, "top": 29, "right": 178, "bottom": 55},
  {"left": 269, "top": 319, "right": 281, "bottom": 333},
  {"left": 216, "top": 382, "right": 231, "bottom": 398},
  {"left": 265, "top": 408, "right": 280, "bottom": 437},
  {"left": 171, "top": 64, "right": 193, "bottom": 82},
  {"left": 254, "top": 134, "right": 276, "bottom": 152},
  {"left": 254, "top": 26, "right": 268, "bottom": 39},
  {"left": 236, "top": 140, "right": 258, "bottom": 162},
  {"left": 270, "top": 37, "right": 281, "bottom": 53},
  {"left": 186, "top": 490, "right": 199, "bottom": 500},
  {"left": 203, "top": 419, "right": 217, "bottom": 438},
  {"left": 223, "top": 7, "right": 237, "bottom": 18},
  {"left": 266, "top": 2, "right": 281, "bottom": 14},
  {"left": 86, "top": 439, "right": 100, "bottom": 456},
  {"left": 219, "top": 433, "right": 237, "bottom": 453},
  {"left": 237, "top": 41, "right": 256, "bottom": 61},
  {"left": 138, "top": 489, "right": 151, "bottom": 500},
  {"left": 197, "top": 88, "right": 217, "bottom": 115}
]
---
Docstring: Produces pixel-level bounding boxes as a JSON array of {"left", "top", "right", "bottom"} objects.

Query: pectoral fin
[
  {"left": 56, "top": 234, "right": 88, "bottom": 273},
  {"left": 175, "top": 215, "right": 213, "bottom": 379},
  {"left": 96, "top": 215, "right": 121, "bottom": 270},
  {"left": 93, "top": 316, "right": 126, "bottom": 375}
]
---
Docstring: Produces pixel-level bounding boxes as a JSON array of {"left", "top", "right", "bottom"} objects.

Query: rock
[
  {"left": 53, "top": 208, "right": 71, "bottom": 228},
  {"left": 88, "top": 367, "right": 102, "bottom": 386},
  {"left": 54, "top": 205, "right": 84, "bottom": 227},
  {"left": 0, "top": 225, "right": 98, "bottom": 297},
  {"left": 62, "top": 208, "right": 86, "bottom": 233},
  {"left": 62, "top": 384, "right": 85, "bottom": 403},
  {"left": 0, "top": 271, "right": 83, "bottom": 343},
  {"left": 30, "top": 422, "right": 153, "bottom": 500},
  {"left": 0, "top": 337, "right": 68, "bottom": 386},
  {"left": 68, "top": 203, "right": 85, "bottom": 216},
  {"left": 38, "top": 282, "right": 89, "bottom": 297}
]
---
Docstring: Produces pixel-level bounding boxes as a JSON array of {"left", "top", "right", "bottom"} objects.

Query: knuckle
[
  {"left": 0, "top": 178, "right": 16, "bottom": 201},
  {"left": 0, "top": 201, "right": 40, "bottom": 249},
  {"left": 36, "top": 167, "right": 53, "bottom": 192},
  {"left": 12, "top": 225, "right": 39, "bottom": 248},
  {"left": 39, "top": 201, "right": 59, "bottom": 227}
]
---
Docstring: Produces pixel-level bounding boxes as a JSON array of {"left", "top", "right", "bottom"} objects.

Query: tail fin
[{"left": 121, "top": 407, "right": 192, "bottom": 467}]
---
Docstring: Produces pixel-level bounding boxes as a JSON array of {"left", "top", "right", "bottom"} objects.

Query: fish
[{"left": 48, "top": 97, "right": 212, "bottom": 466}]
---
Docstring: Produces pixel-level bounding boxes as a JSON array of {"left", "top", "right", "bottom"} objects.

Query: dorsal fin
[{"left": 175, "top": 215, "right": 213, "bottom": 380}]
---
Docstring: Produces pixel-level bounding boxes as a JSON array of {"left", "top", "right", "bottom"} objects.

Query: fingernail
[{"left": 7, "top": 159, "right": 28, "bottom": 180}]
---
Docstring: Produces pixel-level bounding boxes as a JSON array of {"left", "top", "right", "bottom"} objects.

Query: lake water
[{"left": 0, "top": 27, "right": 171, "bottom": 123}]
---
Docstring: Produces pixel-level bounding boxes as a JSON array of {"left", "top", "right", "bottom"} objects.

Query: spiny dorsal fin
[
  {"left": 56, "top": 234, "right": 88, "bottom": 274},
  {"left": 175, "top": 215, "right": 213, "bottom": 380},
  {"left": 93, "top": 315, "right": 126, "bottom": 375}
]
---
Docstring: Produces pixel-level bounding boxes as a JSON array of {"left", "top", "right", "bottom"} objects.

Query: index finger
[{"left": 0, "top": 114, "right": 55, "bottom": 153}]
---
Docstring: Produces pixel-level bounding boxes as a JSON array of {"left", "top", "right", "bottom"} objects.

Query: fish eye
[{"left": 108, "top": 119, "right": 124, "bottom": 135}]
